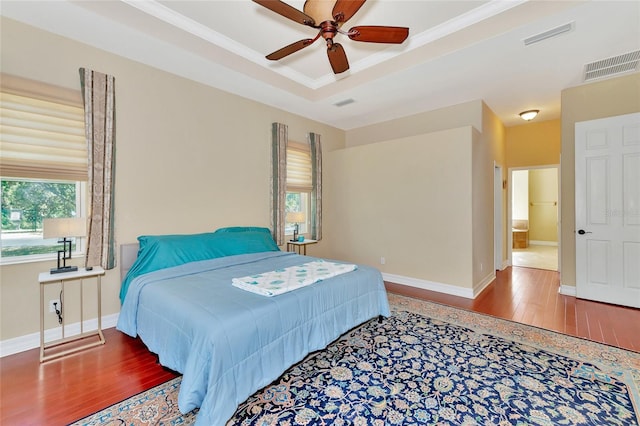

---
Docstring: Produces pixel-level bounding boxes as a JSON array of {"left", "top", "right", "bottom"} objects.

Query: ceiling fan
[{"left": 253, "top": 0, "right": 409, "bottom": 74}]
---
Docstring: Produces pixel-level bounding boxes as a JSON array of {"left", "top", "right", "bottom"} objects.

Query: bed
[{"left": 116, "top": 227, "right": 390, "bottom": 426}]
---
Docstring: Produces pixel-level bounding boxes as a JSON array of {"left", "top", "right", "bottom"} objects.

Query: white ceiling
[{"left": 2, "top": 0, "right": 639, "bottom": 130}]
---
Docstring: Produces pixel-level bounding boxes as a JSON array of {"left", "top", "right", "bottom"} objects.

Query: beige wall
[
  {"left": 324, "top": 101, "right": 506, "bottom": 293},
  {"left": 560, "top": 73, "right": 640, "bottom": 288},
  {"left": 505, "top": 119, "right": 561, "bottom": 168},
  {"left": 528, "top": 168, "right": 558, "bottom": 242},
  {"left": 345, "top": 100, "right": 484, "bottom": 147},
  {"left": 0, "top": 18, "right": 346, "bottom": 341},
  {"left": 323, "top": 127, "right": 474, "bottom": 288},
  {"left": 473, "top": 103, "right": 506, "bottom": 282}
]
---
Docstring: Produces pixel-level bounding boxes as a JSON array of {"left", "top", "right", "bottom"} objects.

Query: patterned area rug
[{"left": 72, "top": 294, "right": 640, "bottom": 425}]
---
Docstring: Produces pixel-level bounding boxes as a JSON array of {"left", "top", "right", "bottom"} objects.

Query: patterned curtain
[
  {"left": 309, "top": 133, "right": 322, "bottom": 241},
  {"left": 271, "top": 123, "right": 287, "bottom": 246},
  {"left": 79, "top": 68, "right": 116, "bottom": 270}
]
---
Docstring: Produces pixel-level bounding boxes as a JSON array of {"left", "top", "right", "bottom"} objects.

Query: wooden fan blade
[
  {"left": 327, "top": 42, "right": 349, "bottom": 74},
  {"left": 332, "top": 0, "right": 366, "bottom": 23},
  {"left": 348, "top": 26, "right": 409, "bottom": 43},
  {"left": 266, "top": 38, "right": 317, "bottom": 60},
  {"left": 253, "top": 0, "right": 315, "bottom": 26}
]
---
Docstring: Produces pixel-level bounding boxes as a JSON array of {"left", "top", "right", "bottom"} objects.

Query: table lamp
[
  {"left": 286, "top": 211, "right": 305, "bottom": 242},
  {"left": 43, "top": 218, "right": 87, "bottom": 274}
]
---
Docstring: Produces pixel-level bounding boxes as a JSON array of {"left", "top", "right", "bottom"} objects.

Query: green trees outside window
[{"left": 1, "top": 179, "right": 78, "bottom": 257}]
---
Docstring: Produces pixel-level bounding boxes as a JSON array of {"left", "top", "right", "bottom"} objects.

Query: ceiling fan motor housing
[{"left": 320, "top": 21, "right": 339, "bottom": 45}]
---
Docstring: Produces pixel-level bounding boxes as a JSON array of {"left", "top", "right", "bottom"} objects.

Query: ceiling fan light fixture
[
  {"left": 253, "top": 0, "right": 409, "bottom": 74},
  {"left": 519, "top": 110, "right": 539, "bottom": 121}
]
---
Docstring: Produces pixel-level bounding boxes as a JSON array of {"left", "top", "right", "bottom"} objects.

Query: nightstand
[
  {"left": 39, "top": 267, "right": 106, "bottom": 362},
  {"left": 286, "top": 239, "right": 317, "bottom": 255}
]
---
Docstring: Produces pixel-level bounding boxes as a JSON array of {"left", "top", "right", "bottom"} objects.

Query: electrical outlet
[
  {"left": 380, "top": 257, "right": 386, "bottom": 265},
  {"left": 49, "top": 299, "right": 60, "bottom": 313}
]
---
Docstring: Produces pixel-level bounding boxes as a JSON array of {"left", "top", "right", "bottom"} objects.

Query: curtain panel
[
  {"left": 79, "top": 68, "right": 116, "bottom": 270},
  {"left": 309, "top": 133, "right": 322, "bottom": 241},
  {"left": 271, "top": 123, "right": 287, "bottom": 246}
]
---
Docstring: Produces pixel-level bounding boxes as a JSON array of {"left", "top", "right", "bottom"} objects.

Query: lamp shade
[
  {"left": 286, "top": 211, "right": 305, "bottom": 223},
  {"left": 43, "top": 218, "right": 87, "bottom": 239}
]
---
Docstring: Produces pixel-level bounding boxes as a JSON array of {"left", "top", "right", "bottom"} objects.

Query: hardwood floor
[
  {"left": 386, "top": 266, "right": 640, "bottom": 351},
  {"left": 1, "top": 266, "right": 638, "bottom": 425},
  {"left": 0, "top": 328, "right": 179, "bottom": 425}
]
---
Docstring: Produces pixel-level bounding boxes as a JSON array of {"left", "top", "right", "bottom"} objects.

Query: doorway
[{"left": 509, "top": 166, "right": 559, "bottom": 271}]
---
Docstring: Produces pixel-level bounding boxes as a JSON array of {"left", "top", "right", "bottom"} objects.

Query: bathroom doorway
[{"left": 509, "top": 166, "right": 559, "bottom": 271}]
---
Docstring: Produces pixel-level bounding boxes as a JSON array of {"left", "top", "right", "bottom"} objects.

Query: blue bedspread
[{"left": 117, "top": 251, "right": 390, "bottom": 426}]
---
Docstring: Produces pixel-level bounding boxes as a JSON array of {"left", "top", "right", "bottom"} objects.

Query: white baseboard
[
  {"left": 0, "top": 313, "right": 119, "bottom": 358},
  {"left": 558, "top": 284, "right": 577, "bottom": 297},
  {"left": 496, "top": 259, "right": 510, "bottom": 271},
  {"left": 383, "top": 273, "right": 484, "bottom": 299},
  {"left": 474, "top": 272, "right": 496, "bottom": 297}
]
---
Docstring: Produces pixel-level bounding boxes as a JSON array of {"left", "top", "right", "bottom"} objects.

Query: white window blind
[
  {"left": 0, "top": 74, "right": 87, "bottom": 181},
  {"left": 286, "top": 141, "right": 312, "bottom": 192}
]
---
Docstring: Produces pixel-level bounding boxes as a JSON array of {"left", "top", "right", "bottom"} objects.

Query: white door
[{"left": 575, "top": 112, "right": 640, "bottom": 308}]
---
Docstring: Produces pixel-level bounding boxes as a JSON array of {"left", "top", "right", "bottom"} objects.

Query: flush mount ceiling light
[{"left": 519, "top": 110, "right": 539, "bottom": 121}]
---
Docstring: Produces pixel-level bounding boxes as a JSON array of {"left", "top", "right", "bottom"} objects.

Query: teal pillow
[
  {"left": 213, "top": 226, "right": 273, "bottom": 234},
  {"left": 120, "top": 229, "right": 280, "bottom": 303}
]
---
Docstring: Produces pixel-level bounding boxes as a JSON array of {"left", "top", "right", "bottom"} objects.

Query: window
[
  {"left": 285, "top": 141, "right": 312, "bottom": 236},
  {"left": 1, "top": 178, "right": 85, "bottom": 261},
  {"left": 0, "top": 74, "right": 86, "bottom": 263},
  {"left": 285, "top": 192, "right": 309, "bottom": 235}
]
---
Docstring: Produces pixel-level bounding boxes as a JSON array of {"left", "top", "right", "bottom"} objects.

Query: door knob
[{"left": 577, "top": 229, "right": 592, "bottom": 235}]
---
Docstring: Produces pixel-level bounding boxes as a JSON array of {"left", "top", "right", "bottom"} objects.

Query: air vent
[
  {"left": 584, "top": 50, "right": 640, "bottom": 82},
  {"left": 523, "top": 22, "right": 573, "bottom": 46},
  {"left": 334, "top": 98, "right": 355, "bottom": 107}
]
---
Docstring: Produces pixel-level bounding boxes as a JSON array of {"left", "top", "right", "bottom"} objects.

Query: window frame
[
  {"left": 285, "top": 191, "right": 311, "bottom": 237},
  {"left": 0, "top": 177, "right": 87, "bottom": 266}
]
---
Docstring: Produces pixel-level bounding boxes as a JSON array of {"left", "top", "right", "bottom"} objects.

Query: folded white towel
[{"left": 232, "top": 260, "right": 357, "bottom": 297}]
